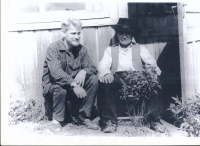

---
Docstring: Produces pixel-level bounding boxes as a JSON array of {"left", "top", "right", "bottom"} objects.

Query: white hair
[{"left": 61, "top": 18, "right": 82, "bottom": 33}]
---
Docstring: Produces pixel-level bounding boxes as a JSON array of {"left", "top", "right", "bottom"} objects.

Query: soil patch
[{"left": 7, "top": 119, "right": 187, "bottom": 138}]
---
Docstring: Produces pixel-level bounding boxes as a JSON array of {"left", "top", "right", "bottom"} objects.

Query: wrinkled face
[
  {"left": 64, "top": 25, "right": 81, "bottom": 47},
  {"left": 117, "top": 31, "right": 133, "bottom": 46}
]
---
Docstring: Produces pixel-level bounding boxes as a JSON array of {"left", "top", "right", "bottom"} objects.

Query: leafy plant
[
  {"left": 8, "top": 99, "right": 47, "bottom": 125},
  {"left": 168, "top": 93, "right": 200, "bottom": 137},
  {"left": 120, "top": 64, "right": 161, "bottom": 126}
]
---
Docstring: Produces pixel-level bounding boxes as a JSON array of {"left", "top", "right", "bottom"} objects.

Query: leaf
[
  {"left": 172, "top": 96, "right": 178, "bottom": 101},
  {"left": 176, "top": 100, "right": 182, "bottom": 106},
  {"left": 180, "top": 122, "right": 189, "bottom": 129}
]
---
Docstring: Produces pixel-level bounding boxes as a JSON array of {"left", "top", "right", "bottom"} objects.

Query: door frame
[{"left": 177, "top": 3, "right": 187, "bottom": 102}]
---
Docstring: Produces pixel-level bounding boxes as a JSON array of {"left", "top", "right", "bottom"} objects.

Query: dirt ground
[
  {"left": 7, "top": 118, "right": 187, "bottom": 139},
  {"left": 4, "top": 117, "right": 191, "bottom": 145}
]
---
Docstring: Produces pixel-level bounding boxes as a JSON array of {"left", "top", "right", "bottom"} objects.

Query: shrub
[
  {"left": 120, "top": 64, "right": 161, "bottom": 125},
  {"left": 8, "top": 99, "right": 47, "bottom": 125},
  {"left": 168, "top": 93, "right": 200, "bottom": 137}
]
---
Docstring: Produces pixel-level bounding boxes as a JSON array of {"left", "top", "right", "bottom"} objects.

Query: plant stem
[{"left": 125, "top": 97, "right": 134, "bottom": 126}]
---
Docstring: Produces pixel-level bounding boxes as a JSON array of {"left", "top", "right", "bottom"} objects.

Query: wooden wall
[
  {"left": 178, "top": 3, "right": 200, "bottom": 101},
  {"left": 8, "top": 26, "right": 115, "bottom": 106},
  {"left": 8, "top": 3, "right": 184, "bottom": 116}
]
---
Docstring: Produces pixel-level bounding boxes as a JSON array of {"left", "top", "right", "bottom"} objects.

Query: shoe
[
  {"left": 82, "top": 119, "right": 99, "bottom": 130},
  {"left": 48, "top": 122, "right": 62, "bottom": 133},
  {"left": 150, "top": 120, "right": 166, "bottom": 133},
  {"left": 72, "top": 117, "right": 82, "bottom": 126},
  {"left": 102, "top": 120, "right": 117, "bottom": 133},
  {"left": 154, "top": 120, "right": 167, "bottom": 133}
]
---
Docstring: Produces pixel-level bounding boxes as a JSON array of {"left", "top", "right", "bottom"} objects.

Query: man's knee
[
  {"left": 53, "top": 84, "right": 67, "bottom": 101},
  {"left": 99, "top": 81, "right": 114, "bottom": 89},
  {"left": 86, "top": 75, "right": 99, "bottom": 88}
]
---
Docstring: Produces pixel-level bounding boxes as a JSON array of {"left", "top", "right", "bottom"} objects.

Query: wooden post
[{"left": 178, "top": 3, "right": 187, "bottom": 103}]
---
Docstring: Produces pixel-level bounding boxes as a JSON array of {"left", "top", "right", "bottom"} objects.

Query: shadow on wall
[{"left": 157, "top": 40, "right": 182, "bottom": 123}]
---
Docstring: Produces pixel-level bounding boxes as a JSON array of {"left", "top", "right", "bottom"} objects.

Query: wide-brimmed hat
[{"left": 111, "top": 18, "right": 135, "bottom": 33}]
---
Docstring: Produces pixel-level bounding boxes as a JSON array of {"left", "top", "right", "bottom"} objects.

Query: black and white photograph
[{"left": 1, "top": 0, "right": 200, "bottom": 145}]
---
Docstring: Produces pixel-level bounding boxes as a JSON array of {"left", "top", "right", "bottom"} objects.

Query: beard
[
  {"left": 119, "top": 39, "right": 132, "bottom": 48},
  {"left": 69, "top": 40, "right": 80, "bottom": 47}
]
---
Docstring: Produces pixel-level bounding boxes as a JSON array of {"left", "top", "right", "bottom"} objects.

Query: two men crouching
[{"left": 42, "top": 18, "right": 163, "bottom": 133}]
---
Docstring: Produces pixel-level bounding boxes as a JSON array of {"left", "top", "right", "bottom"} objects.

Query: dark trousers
[
  {"left": 98, "top": 72, "right": 162, "bottom": 125},
  {"left": 44, "top": 75, "right": 99, "bottom": 122}
]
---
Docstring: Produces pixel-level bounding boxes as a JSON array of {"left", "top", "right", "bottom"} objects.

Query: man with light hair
[{"left": 42, "top": 18, "right": 99, "bottom": 132}]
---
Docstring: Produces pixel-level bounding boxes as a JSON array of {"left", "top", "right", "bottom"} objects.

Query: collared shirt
[
  {"left": 99, "top": 43, "right": 161, "bottom": 77},
  {"left": 117, "top": 45, "right": 135, "bottom": 72},
  {"left": 42, "top": 38, "right": 97, "bottom": 94}
]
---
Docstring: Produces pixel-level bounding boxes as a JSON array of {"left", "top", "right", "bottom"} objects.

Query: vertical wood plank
[
  {"left": 95, "top": 28, "right": 100, "bottom": 68},
  {"left": 97, "top": 26, "right": 115, "bottom": 62},
  {"left": 49, "top": 29, "right": 62, "bottom": 43},
  {"left": 193, "top": 41, "right": 200, "bottom": 94},
  {"left": 137, "top": 3, "right": 145, "bottom": 16},
  {"left": 172, "top": 15, "right": 178, "bottom": 27},
  {"left": 138, "top": 17, "right": 145, "bottom": 29},
  {"left": 82, "top": 27, "right": 98, "bottom": 67},
  {"left": 159, "top": 17, "right": 167, "bottom": 27},
  {"left": 195, "top": 41, "right": 200, "bottom": 93},
  {"left": 8, "top": 32, "right": 26, "bottom": 103},
  {"left": 167, "top": 15, "right": 173, "bottom": 26},
  {"left": 145, "top": 3, "right": 151, "bottom": 15},
  {"left": 18, "top": 31, "right": 39, "bottom": 103},
  {"left": 146, "top": 17, "right": 153, "bottom": 27},
  {"left": 178, "top": 3, "right": 187, "bottom": 102},
  {"left": 128, "top": 2, "right": 137, "bottom": 17},
  {"left": 36, "top": 30, "right": 52, "bottom": 107},
  {"left": 187, "top": 42, "right": 195, "bottom": 97},
  {"left": 153, "top": 17, "right": 159, "bottom": 28}
]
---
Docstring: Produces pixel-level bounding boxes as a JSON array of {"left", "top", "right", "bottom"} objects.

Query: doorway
[{"left": 128, "top": 3, "right": 182, "bottom": 124}]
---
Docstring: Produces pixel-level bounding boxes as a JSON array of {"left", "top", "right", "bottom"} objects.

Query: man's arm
[
  {"left": 74, "top": 47, "right": 97, "bottom": 87},
  {"left": 98, "top": 47, "right": 112, "bottom": 77},
  {"left": 140, "top": 45, "right": 161, "bottom": 76},
  {"left": 46, "top": 44, "right": 74, "bottom": 86},
  {"left": 81, "top": 47, "right": 98, "bottom": 75},
  {"left": 98, "top": 47, "right": 114, "bottom": 83}
]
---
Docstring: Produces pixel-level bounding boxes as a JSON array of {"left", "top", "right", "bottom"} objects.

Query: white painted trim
[{"left": 8, "top": 2, "right": 128, "bottom": 31}]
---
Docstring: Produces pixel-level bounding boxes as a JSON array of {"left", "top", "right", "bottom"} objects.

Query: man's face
[
  {"left": 64, "top": 25, "right": 81, "bottom": 47},
  {"left": 117, "top": 31, "right": 133, "bottom": 46}
]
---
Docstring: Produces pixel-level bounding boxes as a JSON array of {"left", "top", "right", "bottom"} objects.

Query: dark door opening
[{"left": 128, "top": 3, "right": 182, "bottom": 124}]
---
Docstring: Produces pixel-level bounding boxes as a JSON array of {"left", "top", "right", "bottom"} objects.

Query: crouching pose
[
  {"left": 42, "top": 18, "right": 99, "bottom": 132},
  {"left": 98, "top": 18, "right": 163, "bottom": 133}
]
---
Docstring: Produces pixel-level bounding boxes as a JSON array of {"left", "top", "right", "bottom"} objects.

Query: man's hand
[
  {"left": 101, "top": 73, "right": 114, "bottom": 83},
  {"left": 73, "top": 85, "right": 87, "bottom": 98},
  {"left": 98, "top": 75, "right": 104, "bottom": 82},
  {"left": 74, "top": 70, "right": 87, "bottom": 87}
]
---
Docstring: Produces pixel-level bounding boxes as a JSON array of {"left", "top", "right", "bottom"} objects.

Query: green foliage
[
  {"left": 168, "top": 93, "right": 200, "bottom": 137},
  {"left": 9, "top": 99, "right": 47, "bottom": 125},
  {"left": 120, "top": 64, "right": 161, "bottom": 103},
  {"left": 120, "top": 64, "right": 161, "bottom": 125}
]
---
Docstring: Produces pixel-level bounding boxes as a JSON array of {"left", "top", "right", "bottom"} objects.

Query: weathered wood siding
[
  {"left": 8, "top": 26, "right": 115, "bottom": 106},
  {"left": 178, "top": 3, "right": 200, "bottom": 101}
]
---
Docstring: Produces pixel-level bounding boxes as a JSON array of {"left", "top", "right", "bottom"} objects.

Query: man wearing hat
[{"left": 98, "top": 18, "right": 163, "bottom": 133}]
